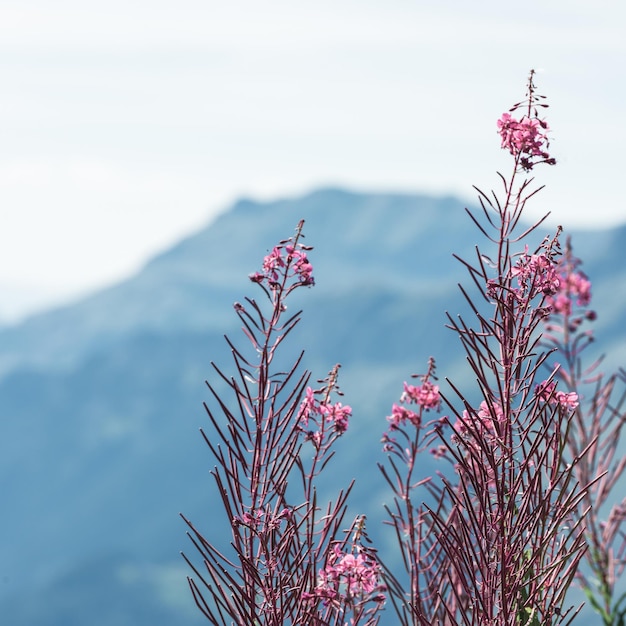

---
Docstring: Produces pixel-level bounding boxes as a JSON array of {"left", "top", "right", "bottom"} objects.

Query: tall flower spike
[
  {"left": 249, "top": 220, "right": 315, "bottom": 296},
  {"left": 380, "top": 73, "right": 591, "bottom": 626},
  {"left": 497, "top": 69, "right": 556, "bottom": 171}
]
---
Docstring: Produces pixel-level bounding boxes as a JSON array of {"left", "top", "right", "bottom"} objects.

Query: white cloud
[{"left": 0, "top": 157, "right": 224, "bottom": 289}]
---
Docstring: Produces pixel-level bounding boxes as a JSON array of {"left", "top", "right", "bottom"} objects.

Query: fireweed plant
[
  {"left": 182, "top": 71, "right": 625, "bottom": 625},
  {"left": 378, "top": 71, "right": 598, "bottom": 626},
  {"left": 180, "top": 224, "right": 385, "bottom": 625}
]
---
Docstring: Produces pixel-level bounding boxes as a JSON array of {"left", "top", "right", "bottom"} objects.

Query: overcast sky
[{"left": 1, "top": 1, "right": 625, "bottom": 322}]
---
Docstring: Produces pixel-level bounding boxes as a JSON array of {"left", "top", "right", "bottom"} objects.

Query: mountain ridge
[{"left": 0, "top": 188, "right": 478, "bottom": 377}]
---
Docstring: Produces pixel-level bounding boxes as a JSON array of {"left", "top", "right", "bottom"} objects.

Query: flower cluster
[
  {"left": 320, "top": 402, "right": 351, "bottom": 434},
  {"left": 498, "top": 113, "right": 549, "bottom": 157},
  {"left": 385, "top": 362, "right": 442, "bottom": 436},
  {"left": 546, "top": 267, "right": 592, "bottom": 317},
  {"left": 401, "top": 380, "right": 441, "bottom": 411},
  {"left": 386, "top": 381, "right": 441, "bottom": 431},
  {"left": 511, "top": 250, "right": 561, "bottom": 298},
  {"left": 497, "top": 112, "right": 554, "bottom": 170},
  {"left": 304, "top": 544, "right": 385, "bottom": 607},
  {"left": 298, "top": 385, "right": 351, "bottom": 448},
  {"left": 542, "top": 239, "right": 597, "bottom": 343},
  {"left": 463, "top": 400, "right": 503, "bottom": 432},
  {"left": 386, "top": 403, "right": 421, "bottom": 430},
  {"left": 250, "top": 242, "right": 314, "bottom": 289},
  {"left": 449, "top": 400, "right": 506, "bottom": 451},
  {"left": 535, "top": 380, "right": 580, "bottom": 411}
]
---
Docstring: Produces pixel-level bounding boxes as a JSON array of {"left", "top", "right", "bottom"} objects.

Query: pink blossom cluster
[
  {"left": 535, "top": 380, "right": 579, "bottom": 411},
  {"left": 452, "top": 400, "right": 505, "bottom": 443},
  {"left": 303, "top": 544, "right": 384, "bottom": 607},
  {"left": 445, "top": 400, "right": 507, "bottom": 487},
  {"left": 386, "top": 403, "right": 421, "bottom": 430},
  {"left": 320, "top": 402, "right": 351, "bottom": 434},
  {"left": 286, "top": 244, "right": 314, "bottom": 284},
  {"left": 386, "top": 380, "right": 441, "bottom": 431},
  {"left": 250, "top": 243, "right": 314, "bottom": 288},
  {"left": 546, "top": 269, "right": 592, "bottom": 316},
  {"left": 401, "top": 380, "right": 441, "bottom": 411},
  {"left": 497, "top": 112, "right": 554, "bottom": 169},
  {"left": 498, "top": 113, "right": 549, "bottom": 156},
  {"left": 298, "top": 387, "right": 351, "bottom": 446},
  {"left": 511, "top": 251, "right": 560, "bottom": 298}
]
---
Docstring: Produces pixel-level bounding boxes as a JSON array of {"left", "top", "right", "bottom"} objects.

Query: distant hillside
[{"left": 0, "top": 188, "right": 624, "bottom": 625}]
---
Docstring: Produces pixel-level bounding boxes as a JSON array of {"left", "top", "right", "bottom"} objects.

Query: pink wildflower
[
  {"left": 286, "top": 244, "right": 315, "bottom": 286},
  {"left": 452, "top": 400, "right": 505, "bottom": 446},
  {"left": 386, "top": 403, "right": 420, "bottom": 430},
  {"left": 550, "top": 293, "right": 572, "bottom": 316},
  {"left": 554, "top": 390, "right": 579, "bottom": 410},
  {"left": 512, "top": 252, "right": 560, "bottom": 297},
  {"left": 536, "top": 380, "right": 557, "bottom": 403},
  {"left": 536, "top": 380, "right": 579, "bottom": 411},
  {"left": 320, "top": 402, "right": 351, "bottom": 434},
  {"left": 249, "top": 241, "right": 315, "bottom": 289},
  {"left": 546, "top": 269, "right": 592, "bottom": 315},
  {"left": 474, "top": 400, "right": 505, "bottom": 428},
  {"left": 298, "top": 385, "right": 350, "bottom": 442},
  {"left": 401, "top": 380, "right": 441, "bottom": 411},
  {"left": 312, "top": 544, "right": 383, "bottom": 606},
  {"left": 497, "top": 112, "right": 554, "bottom": 169},
  {"left": 298, "top": 386, "right": 317, "bottom": 428},
  {"left": 262, "top": 246, "right": 285, "bottom": 282},
  {"left": 568, "top": 271, "right": 591, "bottom": 306}
]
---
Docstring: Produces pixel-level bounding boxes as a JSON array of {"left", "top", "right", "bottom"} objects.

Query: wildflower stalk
[{"left": 181, "top": 220, "right": 385, "bottom": 625}]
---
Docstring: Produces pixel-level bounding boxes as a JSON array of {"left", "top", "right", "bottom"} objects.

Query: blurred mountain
[{"left": 0, "top": 188, "right": 624, "bottom": 625}]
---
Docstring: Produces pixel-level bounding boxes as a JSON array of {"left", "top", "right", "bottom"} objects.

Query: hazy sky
[{"left": 1, "top": 1, "right": 625, "bottom": 321}]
